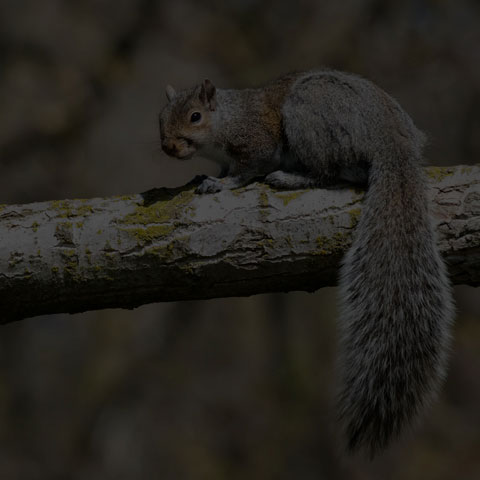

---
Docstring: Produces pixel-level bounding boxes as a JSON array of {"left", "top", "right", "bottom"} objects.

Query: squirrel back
[
  {"left": 281, "top": 72, "right": 454, "bottom": 454},
  {"left": 159, "top": 70, "right": 454, "bottom": 456}
]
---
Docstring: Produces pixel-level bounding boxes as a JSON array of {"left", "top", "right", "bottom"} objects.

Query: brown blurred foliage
[{"left": 0, "top": 1, "right": 479, "bottom": 478}]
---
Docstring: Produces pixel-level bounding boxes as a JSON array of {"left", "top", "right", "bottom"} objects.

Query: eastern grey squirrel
[{"left": 158, "top": 70, "right": 454, "bottom": 456}]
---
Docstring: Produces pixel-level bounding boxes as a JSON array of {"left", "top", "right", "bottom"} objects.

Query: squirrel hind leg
[
  {"left": 338, "top": 164, "right": 369, "bottom": 186},
  {"left": 264, "top": 171, "right": 318, "bottom": 190}
]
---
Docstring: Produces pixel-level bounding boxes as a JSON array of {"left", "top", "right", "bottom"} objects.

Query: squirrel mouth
[
  {"left": 176, "top": 149, "right": 196, "bottom": 160},
  {"left": 176, "top": 137, "right": 196, "bottom": 159},
  {"left": 161, "top": 133, "right": 197, "bottom": 159},
  {"left": 162, "top": 146, "right": 197, "bottom": 160}
]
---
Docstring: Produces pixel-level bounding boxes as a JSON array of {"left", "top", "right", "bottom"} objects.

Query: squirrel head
[{"left": 159, "top": 79, "right": 217, "bottom": 160}]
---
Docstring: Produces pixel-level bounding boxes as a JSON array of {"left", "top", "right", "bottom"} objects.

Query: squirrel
[{"left": 158, "top": 70, "right": 454, "bottom": 456}]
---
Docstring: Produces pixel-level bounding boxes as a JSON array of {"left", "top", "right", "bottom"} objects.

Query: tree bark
[{"left": 1, "top": 165, "right": 479, "bottom": 323}]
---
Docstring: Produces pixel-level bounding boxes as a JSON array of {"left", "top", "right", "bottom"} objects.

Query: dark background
[{"left": 0, "top": 1, "right": 479, "bottom": 478}]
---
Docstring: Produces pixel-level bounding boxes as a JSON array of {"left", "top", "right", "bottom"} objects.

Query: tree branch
[{"left": 1, "top": 165, "right": 479, "bottom": 323}]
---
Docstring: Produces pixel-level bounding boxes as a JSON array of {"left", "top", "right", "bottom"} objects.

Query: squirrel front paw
[{"left": 195, "top": 177, "right": 224, "bottom": 194}]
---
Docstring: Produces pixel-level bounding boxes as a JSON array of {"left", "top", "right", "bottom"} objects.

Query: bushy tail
[{"left": 337, "top": 151, "right": 454, "bottom": 456}]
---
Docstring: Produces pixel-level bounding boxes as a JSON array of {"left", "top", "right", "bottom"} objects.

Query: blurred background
[{"left": 0, "top": 0, "right": 479, "bottom": 478}]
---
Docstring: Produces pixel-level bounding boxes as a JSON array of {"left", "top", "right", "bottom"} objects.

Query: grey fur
[{"left": 159, "top": 70, "right": 454, "bottom": 456}]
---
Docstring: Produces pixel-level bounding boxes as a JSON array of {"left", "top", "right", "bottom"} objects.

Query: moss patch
[
  {"left": 350, "top": 186, "right": 366, "bottom": 196},
  {"left": 274, "top": 190, "right": 306, "bottom": 206},
  {"left": 90, "top": 264, "right": 114, "bottom": 281},
  {"left": 119, "top": 190, "right": 194, "bottom": 244},
  {"left": 123, "top": 225, "right": 175, "bottom": 244},
  {"left": 50, "top": 200, "right": 94, "bottom": 218},
  {"left": 145, "top": 243, "right": 175, "bottom": 262},
  {"left": 8, "top": 251, "right": 23, "bottom": 268},
  {"left": 348, "top": 208, "right": 362, "bottom": 227},
  {"left": 258, "top": 188, "right": 271, "bottom": 220},
  {"left": 144, "top": 235, "right": 191, "bottom": 263},
  {"left": 426, "top": 166, "right": 454, "bottom": 182},
  {"left": 315, "top": 232, "right": 351, "bottom": 256},
  {"left": 257, "top": 238, "right": 274, "bottom": 249},
  {"left": 60, "top": 249, "right": 80, "bottom": 280},
  {"left": 231, "top": 186, "right": 247, "bottom": 197},
  {"left": 113, "top": 194, "right": 136, "bottom": 201},
  {"left": 55, "top": 222, "right": 74, "bottom": 245},
  {"left": 460, "top": 165, "right": 473, "bottom": 175},
  {"left": 259, "top": 190, "right": 269, "bottom": 208},
  {"left": 120, "top": 189, "right": 195, "bottom": 226}
]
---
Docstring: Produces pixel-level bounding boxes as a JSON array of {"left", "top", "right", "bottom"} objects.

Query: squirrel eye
[{"left": 190, "top": 112, "right": 202, "bottom": 123}]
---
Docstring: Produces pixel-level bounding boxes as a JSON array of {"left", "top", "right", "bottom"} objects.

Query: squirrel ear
[
  {"left": 165, "top": 85, "right": 176, "bottom": 102},
  {"left": 199, "top": 79, "right": 216, "bottom": 111}
]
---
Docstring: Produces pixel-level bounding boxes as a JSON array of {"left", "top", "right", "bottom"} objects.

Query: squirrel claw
[{"left": 195, "top": 177, "right": 224, "bottom": 194}]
